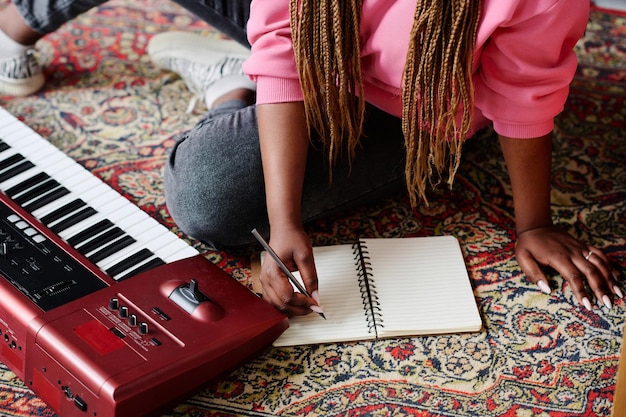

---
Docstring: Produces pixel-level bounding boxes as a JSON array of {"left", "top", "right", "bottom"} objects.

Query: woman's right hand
[{"left": 259, "top": 224, "right": 321, "bottom": 316}]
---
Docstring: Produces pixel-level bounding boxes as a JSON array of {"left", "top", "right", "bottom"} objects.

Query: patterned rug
[{"left": 0, "top": 1, "right": 625, "bottom": 416}]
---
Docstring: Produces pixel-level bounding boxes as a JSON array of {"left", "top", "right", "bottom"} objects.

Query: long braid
[
  {"left": 403, "top": 0, "right": 481, "bottom": 206},
  {"left": 290, "top": 0, "right": 365, "bottom": 173},
  {"left": 290, "top": 0, "right": 481, "bottom": 205}
]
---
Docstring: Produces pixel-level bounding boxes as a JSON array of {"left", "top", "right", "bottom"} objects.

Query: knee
[{"left": 164, "top": 152, "right": 267, "bottom": 249}]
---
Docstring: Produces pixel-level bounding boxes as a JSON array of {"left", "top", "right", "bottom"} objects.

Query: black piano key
[
  {"left": 67, "top": 219, "right": 115, "bottom": 247},
  {"left": 40, "top": 199, "right": 88, "bottom": 226},
  {"left": 0, "top": 153, "right": 24, "bottom": 170},
  {"left": 13, "top": 178, "right": 59, "bottom": 205},
  {"left": 116, "top": 257, "right": 166, "bottom": 281},
  {"left": 0, "top": 140, "right": 10, "bottom": 152},
  {"left": 4, "top": 172, "right": 50, "bottom": 197},
  {"left": 0, "top": 160, "right": 35, "bottom": 183},
  {"left": 87, "top": 235, "right": 136, "bottom": 264},
  {"left": 50, "top": 206, "right": 97, "bottom": 234},
  {"left": 106, "top": 248, "right": 155, "bottom": 277},
  {"left": 76, "top": 227, "right": 125, "bottom": 255},
  {"left": 23, "top": 186, "right": 71, "bottom": 212}
]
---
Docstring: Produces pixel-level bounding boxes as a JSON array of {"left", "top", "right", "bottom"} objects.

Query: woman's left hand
[{"left": 515, "top": 224, "right": 622, "bottom": 310}]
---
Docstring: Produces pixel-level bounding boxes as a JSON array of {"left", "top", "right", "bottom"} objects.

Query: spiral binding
[{"left": 352, "top": 240, "right": 383, "bottom": 337}]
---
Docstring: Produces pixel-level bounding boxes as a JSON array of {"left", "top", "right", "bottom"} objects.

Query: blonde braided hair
[{"left": 290, "top": 0, "right": 481, "bottom": 205}]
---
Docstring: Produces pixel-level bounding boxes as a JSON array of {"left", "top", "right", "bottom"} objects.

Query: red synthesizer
[{"left": 0, "top": 107, "right": 288, "bottom": 416}]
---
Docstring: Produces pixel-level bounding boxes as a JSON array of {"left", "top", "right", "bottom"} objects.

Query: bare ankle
[{"left": 0, "top": 4, "right": 42, "bottom": 45}]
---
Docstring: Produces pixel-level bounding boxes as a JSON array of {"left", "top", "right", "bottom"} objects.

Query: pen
[{"left": 251, "top": 228, "right": 326, "bottom": 319}]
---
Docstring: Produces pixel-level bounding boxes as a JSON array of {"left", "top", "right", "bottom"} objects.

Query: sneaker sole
[
  {"left": 0, "top": 72, "right": 45, "bottom": 97},
  {"left": 147, "top": 32, "right": 250, "bottom": 68}
]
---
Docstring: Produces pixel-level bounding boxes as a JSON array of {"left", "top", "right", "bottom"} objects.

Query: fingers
[
  {"left": 582, "top": 248, "right": 623, "bottom": 298},
  {"left": 260, "top": 258, "right": 320, "bottom": 317},
  {"left": 576, "top": 247, "right": 623, "bottom": 308},
  {"left": 516, "top": 238, "right": 623, "bottom": 311},
  {"left": 516, "top": 248, "right": 551, "bottom": 293}
]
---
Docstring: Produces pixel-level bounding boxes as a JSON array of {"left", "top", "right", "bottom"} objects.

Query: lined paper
[{"left": 364, "top": 236, "right": 482, "bottom": 336}]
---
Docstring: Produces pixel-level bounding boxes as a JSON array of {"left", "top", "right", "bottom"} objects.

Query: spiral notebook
[{"left": 256, "top": 235, "right": 482, "bottom": 347}]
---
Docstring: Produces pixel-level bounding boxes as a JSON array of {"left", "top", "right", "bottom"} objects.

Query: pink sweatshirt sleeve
[
  {"left": 242, "top": 0, "right": 303, "bottom": 104},
  {"left": 474, "top": 0, "right": 590, "bottom": 138}
]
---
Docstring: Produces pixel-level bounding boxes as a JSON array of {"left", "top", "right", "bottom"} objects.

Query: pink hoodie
[{"left": 243, "top": 0, "right": 590, "bottom": 139}]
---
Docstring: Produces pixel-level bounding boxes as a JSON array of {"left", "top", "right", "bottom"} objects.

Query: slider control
[{"left": 168, "top": 279, "right": 208, "bottom": 314}]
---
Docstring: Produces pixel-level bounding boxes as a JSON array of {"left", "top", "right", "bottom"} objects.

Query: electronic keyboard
[{"left": 0, "top": 107, "right": 288, "bottom": 417}]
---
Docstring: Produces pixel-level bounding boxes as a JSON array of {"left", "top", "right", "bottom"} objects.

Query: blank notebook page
[{"left": 363, "top": 236, "right": 481, "bottom": 336}]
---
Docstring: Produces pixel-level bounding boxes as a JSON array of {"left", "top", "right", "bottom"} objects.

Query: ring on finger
[{"left": 584, "top": 250, "right": 593, "bottom": 260}]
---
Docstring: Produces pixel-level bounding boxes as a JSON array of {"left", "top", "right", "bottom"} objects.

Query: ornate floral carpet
[{"left": 0, "top": 1, "right": 625, "bottom": 416}]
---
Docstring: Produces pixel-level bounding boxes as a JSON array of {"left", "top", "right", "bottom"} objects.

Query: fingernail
[
  {"left": 582, "top": 297, "right": 592, "bottom": 311},
  {"left": 537, "top": 280, "right": 551, "bottom": 294},
  {"left": 614, "top": 286, "right": 624, "bottom": 299},
  {"left": 311, "top": 290, "right": 321, "bottom": 304},
  {"left": 310, "top": 305, "right": 325, "bottom": 314},
  {"left": 602, "top": 295, "right": 613, "bottom": 309}
]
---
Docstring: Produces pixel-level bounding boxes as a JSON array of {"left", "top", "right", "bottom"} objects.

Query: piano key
[
  {"left": 94, "top": 233, "right": 192, "bottom": 278},
  {"left": 12, "top": 178, "right": 60, "bottom": 205},
  {"left": 0, "top": 160, "right": 35, "bottom": 183},
  {"left": 39, "top": 199, "right": 88, "bottom": 226},
  {"left": 0, "top": 150, "right": 28, "bottom": 166},
  {"left": 57, "top": 199, "right": 139, "bottom": 239},
  {"left": 77, "top": 227, "right": 126, "bottom": 255},
  {"left": 87, "top": 235, "right": 136, "bottom": 264},
  {"left": 106, "top": 248, "right": 157, "bottom": 278},
  {"left": 65, "top": 217, "right": 158, "bottom": 274},
  {"left": 0, "top": 153, "right": 26, "bottom": 170},
  {"left": 115, "top": 257, "right": 166, "bottom": 281},
  {"left": 62, "top": 216, "right": 169, "bottom": 270},
  {"left": 67, "top": 219, "right": 115, "bottom": 247},
  {"left": 50, "top": 207, "right": 98, "bottom": 234},
  {"left": 0, "top": 155, "right": 77, "bottom": 192},
  {"left": 4, "top": 172, "right": 50, "bottom": 197},
  {"left": 23, "top": 186, "right": 71, "bottom": 212},
  {"left": 32, "top": 193, "right": 88, "bottom": 220},
  {"left": 42, "top": 185, "right": 123, "bottom": 230},
  {"left": 51, "top": 195, "right": 145, "bottom": 240},
  {"left": 94, "top": 219, "right": 169, "bottom": 269}
]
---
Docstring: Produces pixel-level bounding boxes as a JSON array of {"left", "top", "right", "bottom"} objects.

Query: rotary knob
[{"left": 138, "top": 322, "right": 149, "bottom": 335}]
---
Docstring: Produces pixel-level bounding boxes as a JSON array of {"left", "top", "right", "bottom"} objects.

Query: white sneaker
[
  {"left": 148, "top": 32, "right": 255, "bottom": 111},
  {"left": 0, "top": 49, "right": 45, "bottom": 96}
]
